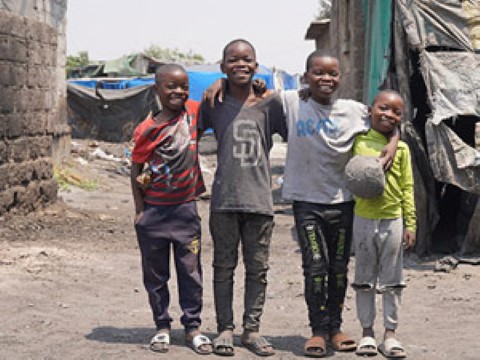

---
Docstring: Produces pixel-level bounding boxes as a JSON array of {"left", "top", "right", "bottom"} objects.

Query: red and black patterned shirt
[{"left": 132, "top": 99, "right": 205, "bottom": 205}]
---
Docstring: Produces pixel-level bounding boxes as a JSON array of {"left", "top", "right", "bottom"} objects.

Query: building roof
[{"left": 305, "top": 19, "right": 330, "bottom": 40}]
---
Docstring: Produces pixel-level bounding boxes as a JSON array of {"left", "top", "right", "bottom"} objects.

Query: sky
[{"left": 66, "top": 0, "right": 320, "bottom": 75}]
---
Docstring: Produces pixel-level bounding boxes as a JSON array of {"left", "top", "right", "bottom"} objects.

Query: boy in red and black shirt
[{"left": 131, "top": 64, "right": 211, "bottom": 355}]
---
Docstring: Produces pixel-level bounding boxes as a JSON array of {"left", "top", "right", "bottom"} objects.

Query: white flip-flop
[
  {"left": 356, "top": 336, "right": 377, "bottom": 356},
  {"left": 189, "top": 333, "right": 213, "bottom": 355},
  {"left": 150, "top": 332, "right": 170, "bottom": 353},
  {"left": 378, "top": 338, "right": 406, "bottom": 358}
]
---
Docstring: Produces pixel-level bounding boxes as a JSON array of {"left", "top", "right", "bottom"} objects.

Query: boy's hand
[
  {"left": 403, "top": 229, "right": 416, "bottom": 250},
  {"left": 379, "top": 127, "right": 399, "bottom": 170},
  {"left": 134, "top": 211, "right": 144, "bottom": 225},
  {"left": 379, "top": 143, "right": 397, "bottom": 170},
  {"left": 298, "top": 87, "right": 311, "bottom": 101},
  {"left": 252, "top": 78, "right": 267, "bottom": 96},
  {"left": 136, "top": 171, "right": 151, "bottom": 189},
  {"left": 202, "top": 78, "right": 225, "bottom": 108}
]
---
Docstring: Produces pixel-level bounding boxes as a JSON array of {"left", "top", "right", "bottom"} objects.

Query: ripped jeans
[
  {"left": 293, "top": 201, "right": 354, "bottom": 336},
  {"left": 352, "top": 216, "right": 405, "bottom": 330}
]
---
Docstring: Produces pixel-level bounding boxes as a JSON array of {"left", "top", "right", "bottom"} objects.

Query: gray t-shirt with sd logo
[{"left": 199, "top": 93, "right": 287, "bottom": 216}]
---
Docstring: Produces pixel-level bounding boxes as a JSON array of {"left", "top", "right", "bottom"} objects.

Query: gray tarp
[
  {"left": 421, "top": 51, "right": 480, "bottom": 125},
  {"left": 393, "top": 0, "right": 480, "bottom": 254},
  {"left": 396, "top": 0, "right": 477, "bottom": 51},
  {"left": 396, "top": 0, "right": 480, "bottom": 194},
  {"left": 425, "top": 121, "right": 480, "bottom": 193},
  {"left": 421, "top": 51, "right": 480, "bottom": 192}
]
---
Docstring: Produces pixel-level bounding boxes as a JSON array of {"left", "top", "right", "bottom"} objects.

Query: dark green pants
[{"left": 209, "top": 212, "right": 274, "bottom": 333}]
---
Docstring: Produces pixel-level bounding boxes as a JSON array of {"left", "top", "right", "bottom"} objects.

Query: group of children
[{"left": 130, "top": 39, "right": 416, "bottom": 358}]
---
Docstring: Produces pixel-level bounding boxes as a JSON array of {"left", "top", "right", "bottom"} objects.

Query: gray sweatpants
[{"left": 352, "top": 216, "right": 405, "bottom": 330}]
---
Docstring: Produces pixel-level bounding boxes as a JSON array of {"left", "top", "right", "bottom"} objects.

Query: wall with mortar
[{"left": 0, "top": 0, "right": 68, "bottom": 215}]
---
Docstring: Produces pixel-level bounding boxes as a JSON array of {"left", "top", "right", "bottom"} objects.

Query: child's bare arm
[
  {"left": 131, "top": 162, "right": 145, "bottom": 223},
  {"left": 379, "top": 126, "right": 400, "bottom": 170},
  {"left": 203, "top": 78, "right": 272, "bottom": 108}
]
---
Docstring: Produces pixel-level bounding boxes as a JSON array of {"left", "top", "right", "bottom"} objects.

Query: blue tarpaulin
[{"left": 68, "top": 63, "right": 276, "bottom": 101}]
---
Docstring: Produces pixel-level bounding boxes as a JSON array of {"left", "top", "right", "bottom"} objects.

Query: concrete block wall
[{"left": 0, "top": 0, "right": 68, "bottom": 215}]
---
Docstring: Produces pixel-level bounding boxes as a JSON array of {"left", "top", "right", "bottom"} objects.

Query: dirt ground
[{"left": 1, "top": 139, "right": 480, "bottom": 360}]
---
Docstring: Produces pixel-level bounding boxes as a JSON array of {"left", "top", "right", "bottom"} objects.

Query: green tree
[
  {"left": 143, "top": 45, "right": 204, "bottom": 63},
  {"left": 317, "top": 0, "right": 331, "bottom": 19},
  {"left": 66, "top": 51, "right": 90, "bottom": 70},
  {"left": 66, "top": 51, "right": 93, "bottom": 77}
]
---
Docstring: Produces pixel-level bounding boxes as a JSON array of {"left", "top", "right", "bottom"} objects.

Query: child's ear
[
  {"left": 254, "top": 61, "right": 259, "bottom": 73},
  {"left": 302, "top": 72, "right": 308, "bottom": 84},
  {"left": 220, "top": 63, "right": 226, "bottom": 74},
  {"left": 368, "top": 105, "right": 372, "bottom": 115}
]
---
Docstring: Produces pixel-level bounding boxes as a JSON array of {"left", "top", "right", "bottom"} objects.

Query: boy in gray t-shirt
[
  {"left": 198, "top": 39, "right": 287, "bottom": 357},
  {"left": 282, "top": 50, "right": 398, "bottom": 358}
]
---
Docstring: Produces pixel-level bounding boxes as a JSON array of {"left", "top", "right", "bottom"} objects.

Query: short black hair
[
  {"left": 222, "top": 39, "right": 256, "bottom": 62},
  {"left": 155, "top": 63, "right": 186, "bottom": 84},
  {"left": 305, "top": 49, "right": 337, "bottom": 71},
  {"left": 372, "top": 89, "right": 403, "bottom": 105}
]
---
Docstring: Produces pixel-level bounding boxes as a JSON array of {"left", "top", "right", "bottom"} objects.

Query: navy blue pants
[
  {"left": 135, "top": 201, "right": 203, "bottom": 331},
  {"left": 293, "top": 201, "right": 354, "bottom": 336}
]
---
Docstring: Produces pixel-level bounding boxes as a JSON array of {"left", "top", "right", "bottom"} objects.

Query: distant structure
[
  {"left": 0, "top": 0, "right": 69, "bottom": 215},
  {"left": 304, "top": 19, "right": 331, "bottom": 52},
  {"left": 304, "top": 0, "right": 480, "bottom": 255}
]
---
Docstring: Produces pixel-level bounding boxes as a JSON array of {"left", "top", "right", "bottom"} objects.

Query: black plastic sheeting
[{"left": 67, "top": 83, "right": 160, "bottom": 142}]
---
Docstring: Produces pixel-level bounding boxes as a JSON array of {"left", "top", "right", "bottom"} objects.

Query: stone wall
[{"left": 0, "top": 0, "right": 68, "bottom": 215}]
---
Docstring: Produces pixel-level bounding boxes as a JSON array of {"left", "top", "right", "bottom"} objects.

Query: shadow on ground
[
  {"left": 86, "top": 327, "right": 309, "bottom": 357},
  {"left": 86, "top": 326, "right": 154, "bottom": 344}
]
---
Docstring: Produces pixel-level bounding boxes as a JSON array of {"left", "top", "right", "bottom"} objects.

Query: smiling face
[
  {"left": 221, "top": 40, "right": 258, "bottom": 87},
  {"left": 370, "top": 91, "right": 404, "bottom": 135},
  {"left": 305, "top": 55, "right": 340, "bottom": 105},
  {"left": 155, "top": 67, "right": 189, "bottom": 116}
]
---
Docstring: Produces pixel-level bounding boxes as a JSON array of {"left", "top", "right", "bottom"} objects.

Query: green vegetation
[
  {"left": 66, "top": 51, "right": 90, "bottom": 72},
  {"left": 53, "top": 165, "right": 98, "bottom": 192},
  {"left": 143, "top": 44, "right": 204, "bottom": 63},
  {"left": 317, "top": 0, "right": 331, "bottom": 19}
]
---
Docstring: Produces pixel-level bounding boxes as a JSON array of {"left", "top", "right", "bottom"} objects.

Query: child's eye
[
  {"left": 227, "top": 56, "right": 253, "bottom": 64},
  {"left": 165, "top": 83, "right": 188, "bottom": 91}
]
